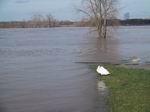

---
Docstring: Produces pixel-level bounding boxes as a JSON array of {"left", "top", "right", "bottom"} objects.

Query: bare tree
[
  {"left": 31, "top": 14, "right": 45, "bottom": 27},
  {"left": 28, "top": 14, "right": 58, "bottom": 28},
  {"left": 80, "top": 0, "right": 118, "bottom": 38},
  {"left": 46, "top": 14, "right": 53, "bottom": 27}
]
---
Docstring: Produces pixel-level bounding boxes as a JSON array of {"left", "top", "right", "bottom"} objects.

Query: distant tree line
[
  {"left": 119, "top": 19, "right": 150, "bottom": 26},
  {"left": 76, "top": 19, "right": 150, "bottom": 27},
  {"left": 0, "top": 14, "right": 58, "bottom": 28},
  {"left": 1, "top": 18, "right": 150, "bottom": 28}
]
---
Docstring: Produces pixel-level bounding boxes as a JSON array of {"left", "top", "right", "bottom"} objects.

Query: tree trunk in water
[{"left": 103, "top": 19, "right": 107, "bottom": 38}]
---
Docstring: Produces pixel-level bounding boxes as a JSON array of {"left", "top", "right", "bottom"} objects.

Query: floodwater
[
  {"left": 79, "top": 26, "right": 150, "bottom": 64},
  {"left": 0, "top": 26, "right": 150, "bottom": 112}
]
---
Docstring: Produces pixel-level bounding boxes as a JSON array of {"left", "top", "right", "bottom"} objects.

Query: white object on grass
[
  {"left": 131, "top": 57, "right": 140, "bottom": 63},
  {"left": 96, "top": 66, "right": 110, "bottom": 76}
]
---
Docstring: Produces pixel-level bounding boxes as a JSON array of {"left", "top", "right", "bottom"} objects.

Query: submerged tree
[
  {"left": 30, "top": 14, "right": 57, "bottom": 28},
  {"left": 31, "top": 14, "right": 45, "bottom": 28},
  {"left": 46, "top": 14, "right": 57, "bottom": 27},
  {"left": 80, "top": 0, "right": 118, "bottom": 38}
]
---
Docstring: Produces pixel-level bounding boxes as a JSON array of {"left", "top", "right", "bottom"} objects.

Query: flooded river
[{"left": 0, "top": 26, "right": 150, "bottom": 112}]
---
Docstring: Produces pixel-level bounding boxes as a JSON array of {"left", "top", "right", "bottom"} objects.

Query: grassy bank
[{"left": 90, "top": 65, "right": 150, "bottom": 112}]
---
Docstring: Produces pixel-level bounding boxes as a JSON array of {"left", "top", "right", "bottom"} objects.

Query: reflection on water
[
  {"left": 79, "top": 26, "right": 150, "bottom": 64},
  {"left": 0, "top": 26, "right": 150, "bottom": 112},
  {"left": 115, "top": 26, "right": 150, "bottom": 63},
  {"left": 78, "top": 29, "right": 120, "bottom": 63}
]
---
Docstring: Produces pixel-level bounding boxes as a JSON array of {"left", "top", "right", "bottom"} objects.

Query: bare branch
[{"left": 80, "top": 0, "right": 119, "bottom": 38}]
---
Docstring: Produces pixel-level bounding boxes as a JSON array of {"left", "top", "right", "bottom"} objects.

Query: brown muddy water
[{"left": 0, "top": 26, "right": 150, "bottom": 112}]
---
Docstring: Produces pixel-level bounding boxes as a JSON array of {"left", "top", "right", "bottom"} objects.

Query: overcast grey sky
[{"left": 0, "top": 0, "right": 150, "bottom": 21}]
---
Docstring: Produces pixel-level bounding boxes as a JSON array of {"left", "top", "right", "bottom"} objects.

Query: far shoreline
[{"left": 1, "top": 19, "right": 150, "bottom": 28}]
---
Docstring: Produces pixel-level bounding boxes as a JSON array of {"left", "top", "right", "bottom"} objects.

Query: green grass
[{"left": 90, "top": 65, "right": 150, "bottom": 112}]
